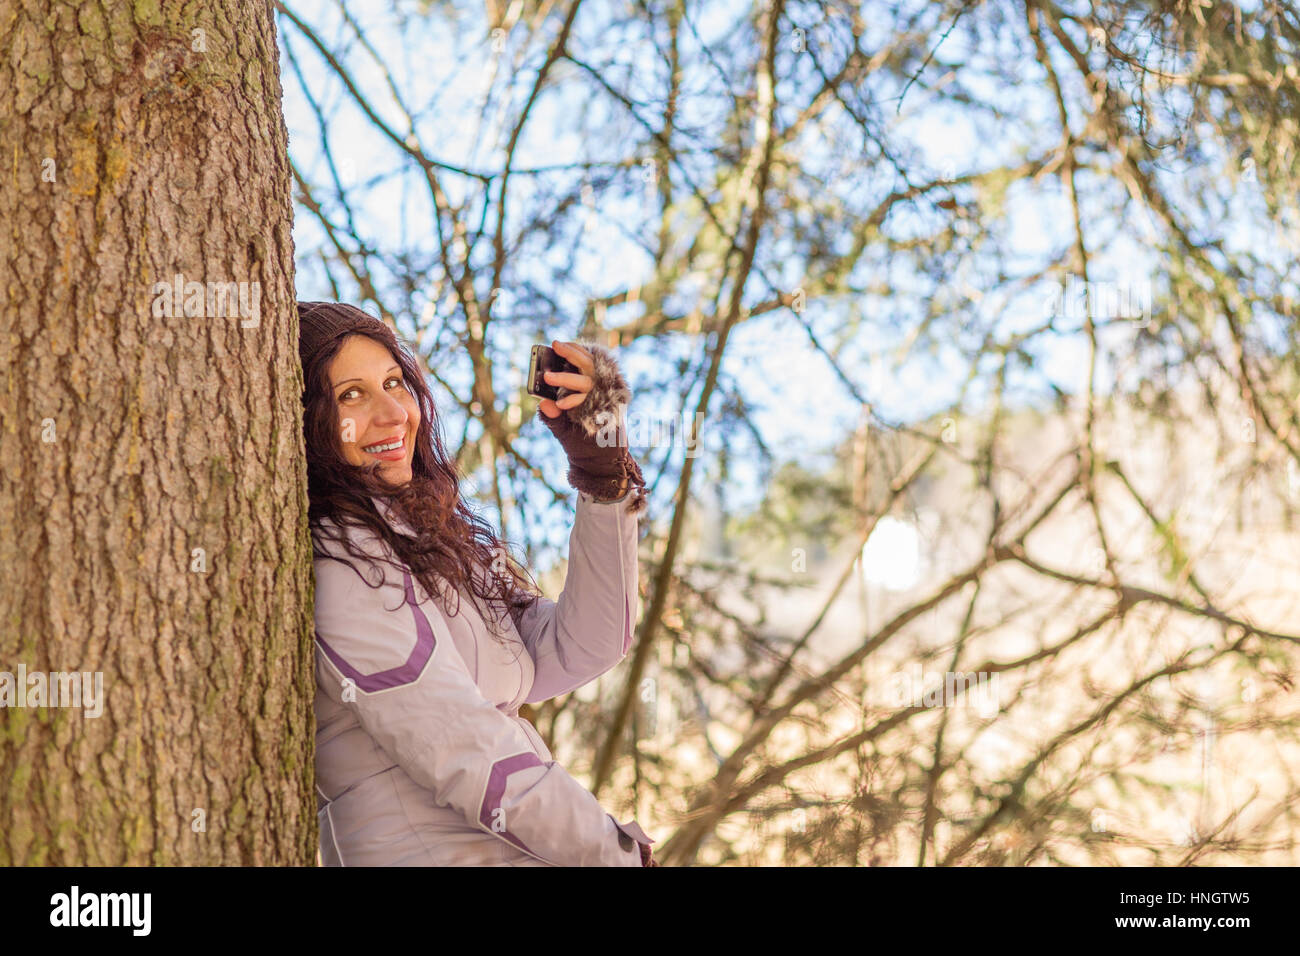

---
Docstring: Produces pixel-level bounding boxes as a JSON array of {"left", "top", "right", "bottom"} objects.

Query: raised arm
[
  {"left": 313, "top": 544, "right": 645, "bottom": 867},
  {"left": 511, "top": 487, "right": 641, "bottom": 704},
  {"left": 516, "top": 338, "right": 647, "bottom": 702}
]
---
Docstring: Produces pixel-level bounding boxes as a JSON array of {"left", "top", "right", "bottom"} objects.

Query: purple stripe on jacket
[
  {"left": 316, "top": 570, "right": 434, "bottom": 692},
  {"left": 479, "top": 752, "right": 545, "bottom": 854}
]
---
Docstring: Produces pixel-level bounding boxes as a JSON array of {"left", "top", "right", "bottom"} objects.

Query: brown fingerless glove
[{"left": 539, "top": 340, "right": 648, "bottom": 515}]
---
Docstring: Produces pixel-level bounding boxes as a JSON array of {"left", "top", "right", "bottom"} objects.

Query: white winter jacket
[{"left": 312, "top": 489, "right": 652, "bottom": 866}]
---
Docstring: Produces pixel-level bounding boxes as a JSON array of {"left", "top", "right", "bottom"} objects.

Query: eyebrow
[{"left": 333, "top": 365, "right": 401, "bottom": 391}]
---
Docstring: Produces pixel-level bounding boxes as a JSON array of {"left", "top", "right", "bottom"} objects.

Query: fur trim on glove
[
  {"left": 553, "top": 340, "right": 634, "bottom": 440},
  {"left": 541, "top": 339, "right": 647, "bottom": 515}
]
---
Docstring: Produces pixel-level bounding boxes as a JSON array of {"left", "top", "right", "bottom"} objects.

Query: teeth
[{"left": 363, "top": 439, "right": 403, "bottom": 453}]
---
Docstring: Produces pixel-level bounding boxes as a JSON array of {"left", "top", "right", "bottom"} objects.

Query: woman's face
[{"left": 328, "top": 335, "right": 420, "bottom": 486}]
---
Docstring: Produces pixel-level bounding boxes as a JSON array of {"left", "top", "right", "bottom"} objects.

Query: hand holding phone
[
  {"left": 527, "top": 343, "right": 582, "bottom": 402},
  {"left": 527, "top": 338, "right": 646, "bottom": 510}
]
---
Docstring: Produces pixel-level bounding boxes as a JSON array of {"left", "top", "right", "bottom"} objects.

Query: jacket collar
[{"left": 370, "top": 495, "right": 418, "bottom": 537}]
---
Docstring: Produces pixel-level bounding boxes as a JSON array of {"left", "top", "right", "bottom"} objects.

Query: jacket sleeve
[
  {"left": 512, "top": 487, "right": 641, "bottom": 705},
  {"left": 313, "top": 533, "right": 644, "bottom": 867}
]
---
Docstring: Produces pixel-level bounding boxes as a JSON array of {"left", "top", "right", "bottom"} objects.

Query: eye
[{"left": 339, "top": 376, "right": 405, "bottom": 401}]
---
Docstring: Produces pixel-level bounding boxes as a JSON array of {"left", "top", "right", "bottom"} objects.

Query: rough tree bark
[{"left": 0, "top": 1, "right": 314, "bottom": 864}]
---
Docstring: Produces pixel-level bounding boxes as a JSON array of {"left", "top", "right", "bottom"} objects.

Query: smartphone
[{"left": 527, "top": 345, "right": 580, "bottom": 401}]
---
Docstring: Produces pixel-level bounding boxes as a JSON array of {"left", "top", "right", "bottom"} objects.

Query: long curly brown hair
[{"left": 298, "top": 300, "right": 540, "bottom": 643}]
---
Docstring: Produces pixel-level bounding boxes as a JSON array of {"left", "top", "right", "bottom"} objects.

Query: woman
[{"left": 299, "top": 301, "right": 657, "bottom": 866}]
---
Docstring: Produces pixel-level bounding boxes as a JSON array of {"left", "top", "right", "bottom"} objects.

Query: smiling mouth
[{"left": 361, "top": 436, "right": 406, "bottom": 458}]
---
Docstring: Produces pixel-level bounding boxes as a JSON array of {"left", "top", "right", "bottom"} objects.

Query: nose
[{"left": 373, "top": 390, "right": 410, "bottom": 430}]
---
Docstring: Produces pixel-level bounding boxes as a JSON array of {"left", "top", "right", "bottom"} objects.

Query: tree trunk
[{"left": 0, "top": 1, "right": 313, "bottom": 864}]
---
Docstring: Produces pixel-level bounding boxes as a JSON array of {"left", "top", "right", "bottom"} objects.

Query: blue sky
[{"left": 279, "top": 0, "right": 1281, "bottom": 556}]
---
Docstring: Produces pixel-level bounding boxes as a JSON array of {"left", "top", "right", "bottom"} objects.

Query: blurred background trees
[{"left": 278, "top": 0, "right": 1300, "bottom": 865}]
